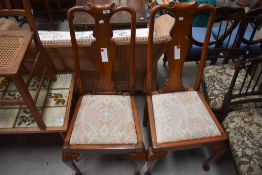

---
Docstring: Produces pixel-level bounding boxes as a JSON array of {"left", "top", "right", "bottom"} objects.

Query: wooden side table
[{"left": 0, "top": 31, "right": 46, "bottom": 130}]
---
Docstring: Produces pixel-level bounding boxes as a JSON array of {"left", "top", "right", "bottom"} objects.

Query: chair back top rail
[
  {"left": 240, "top": 7, "right": 262, "bottom": 46},
  {"left": 222, "top": 55, "right": 262, "bottom": 117},
  {"left": 213, "top": 6, "right": 245, "bottom": 49},
  {"left": 0, "top": 0, "right": 37, "bottom": 37},
  {"left": 67, "top": 3, "right": 136, "bottom": 95},
  {"left": 146, "top": 1, "right": 216, "bottom": 94}
]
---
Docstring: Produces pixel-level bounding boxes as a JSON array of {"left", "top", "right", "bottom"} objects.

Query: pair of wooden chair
[{"left": 63, "top": 2, "right": 227, "bottom": 175}]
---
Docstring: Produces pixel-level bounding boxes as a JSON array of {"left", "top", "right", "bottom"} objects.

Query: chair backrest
[
  {"left": 221, "top": 55, "right": 262, "bottom": 117},
  {"left": 185, "top": 6, "right": 244, "bottom": 63},
  {"left": 146, "top": 1, "right": 215, "bottom": 94},
  {"left": 212, "top": 6, "right": 245, "bottom": 48},
  {"left": 207, "top": 6, "right": 245, "bottom": 65},
  {"left": 67, "top": 3, "right": 136, "bottom": 95},
  {"left": 0, "top": 0, "right": 38, "bottom": 40},
  {"left": 0, "top": 0, "right": 56, "bottom": 80},
  {"left": 237, "top": 7, "right": 262, "bottom": 52}
]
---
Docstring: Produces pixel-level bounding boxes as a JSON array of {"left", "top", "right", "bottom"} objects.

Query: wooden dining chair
[
  {"left": 201, "top": 7, "right": 246, "bottom": 118},
  {"left": 143, "top": 2, "right": 228, "bottom": 174},
  {"left": 201, "top": 7, "right": 261, "bottom": 120},
  {"left": 220, "top": 55, "right": 262, "bottom": 175},
  {"left": 64, "top": 3, "right": 146, "bottom": 175}
]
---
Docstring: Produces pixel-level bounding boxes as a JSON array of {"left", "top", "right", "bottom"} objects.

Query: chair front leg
[
  {"left": 163, "top": 53, "right": 168, "bottom": 67},
  {"left": 203, "top": 143, "right": 228, "bottom": 171},
  {"left": 62, "top": 152, "right": 82, "bottom": 175},
  {"left": 143, "top": 98, "right": 148, "bottom": 127},
  {"left": 145, "top": 147, "right": 167, "bottom": 175},
  {"left": 128, "top": 152, "right": 147, "bottom": 175}
]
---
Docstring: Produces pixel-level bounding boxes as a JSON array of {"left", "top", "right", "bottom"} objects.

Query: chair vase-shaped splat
[
  {"left": 144, "top": 2, "right": 228, "bottom": 174},
  {"left": 64, "top": 3, "right": 146, "bottom": 175}
]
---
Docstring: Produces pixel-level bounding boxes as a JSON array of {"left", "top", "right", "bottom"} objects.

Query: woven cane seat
[{"left": 0, "top": 31, "right": 33, "bottom": 75}]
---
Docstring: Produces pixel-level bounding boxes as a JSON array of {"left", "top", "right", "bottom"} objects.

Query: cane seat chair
[
  {"left": 63, "top": 3, "right": 145, "bottom": 175},
  {"left": 143, "top": 2, "right": 227, "bottom": 174},
  {"left": 220, "top": 55, "right": 262, "bottom": 175},
  {"left": 0, "top": 0, "right": 69, "bottom": 132}
]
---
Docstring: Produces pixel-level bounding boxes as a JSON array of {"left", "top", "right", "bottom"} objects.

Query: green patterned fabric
[
  {"left": 203, "top": 64, "right": 262, "bottom": 112},
  {"left": 223, "top": 108, "right": 262, "bottom": 175}
]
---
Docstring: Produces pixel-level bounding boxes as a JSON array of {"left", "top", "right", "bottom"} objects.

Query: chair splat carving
[
  {"left": 68, "top": 3, "right": 136, "bottom": 94},
  {"left": 147, "top": 2, "right": 215, "bottom": 93}
]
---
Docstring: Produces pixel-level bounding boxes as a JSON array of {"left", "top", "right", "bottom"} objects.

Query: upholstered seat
[
  {"left": 152, "top": 91, "right": 221, "bottom": 144},
  {"left": 203, "top": 64, "right": 238, "bottom": 111},
  {"left": 222, "top": 108, "right": 262, "bottom": 175},
  {"left": 69, "top": 95, "right": 138, "bottom": 145},
  {"left": 203, "top": 64, "right": 262, "bottom": 111}
]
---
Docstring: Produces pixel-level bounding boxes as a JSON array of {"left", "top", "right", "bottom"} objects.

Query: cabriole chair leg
[
  {"left": 62, "top": 152, "right": 82, "bottom": 175},
  {"left": 203, "top": 143, "right": 228, "bottom": 171},
  {"left": 143, "top": 98, "right": 148, "bottom": 127},
  {"left": 144, "top": 148, "right": 167, "bottom": 175},
  {"left": 128, "top": 152, "right": 147, "bottom": 175}
]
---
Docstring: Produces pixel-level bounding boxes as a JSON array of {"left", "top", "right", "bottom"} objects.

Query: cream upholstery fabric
[
  {"left": 0, "top": 19, "right": 20, "bottom": 31},
  {"left": 223, "top": 108, "right": 262, "bottom": 175},
  {"left": 70, "top": 95, "right": 138, "bottom": 145},
  {"left": 152, "top": 91, "right": 221, "bottom": 144},
  {"left": 154, "top": 14, "right": 175, "bottom": 37}
]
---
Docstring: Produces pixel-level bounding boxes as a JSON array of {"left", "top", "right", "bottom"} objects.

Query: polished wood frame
[
  {"left": 64, "top": 3, "right": 146, "bottom": 175},
  {"left": 144, "top": 2, "right": 228, "bottom": 174}
]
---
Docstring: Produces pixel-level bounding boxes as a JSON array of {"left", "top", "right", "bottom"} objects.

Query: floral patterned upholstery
[
  {"left": 203, "top": 64, "right": 261, "bottom": 111},
  {"left": 222, "top": 108, "right": 262, "bottom": 175},
  {"left": 152, "top": 91, "right": 221, "bottom": 144},
  {"left": 70, "top": 95, "right": 138, "bottom": 145}
]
